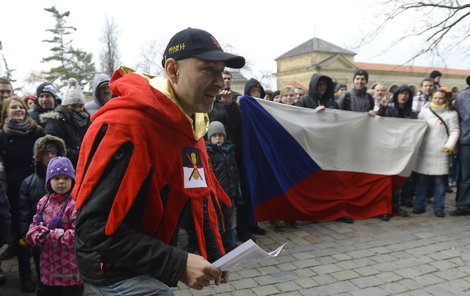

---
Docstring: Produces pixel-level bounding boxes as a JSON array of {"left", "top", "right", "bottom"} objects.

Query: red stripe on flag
[{"left": 254, "top": 171, "right": 406, "bottom": 222}]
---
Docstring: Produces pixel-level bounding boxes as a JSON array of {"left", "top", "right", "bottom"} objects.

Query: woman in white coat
[{"left": 413, "top": 89, "right": 460, "bottom": 217}]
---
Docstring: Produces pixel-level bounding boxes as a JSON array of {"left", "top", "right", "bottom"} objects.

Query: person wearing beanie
[
  {"left": 430, "top": 70, "right": 442, "bottom": 89},
  {"left": 19, "top": 135, "right": 66, "bottom": 285},
  {"left": 29, "top": 82, "right": 59, "bottom": 127},
  {"left": 272, "top": 90, "right": 281, "bottom": 102},
  {"left": 466, "top": 75, "right": 470, "bottom": 88},
  {"left": 23, "top": 95, "right": 36, "bottom": 110},
  {"left": 43, "top": 78, "right": 91, "bottom": 167},
  {"left": 61, "top": 78, "right": 85, "bottom": 106},
  {"left": 204, "top": 121, "right": 241, "bottom": 252},
  {"left": 73, "top": 27, "right": 244, "bottom": 294},
  {"left": 85, "top": 73, "right": 113, "bottom": 115},
  {"left": 338, "top": 69, "right": 375, "bottom": 115},
  {"left": 334, "top": 83, "right": 347, "bottom": 100},
  {"left": 26, "top": 156, "right": 83, "bottom": 295},
  {"left": 207, "top": 121, "right": 226, "bottom": 139},
  {"left": 353, "top": 69, "right": 369, "bottom": 83}
]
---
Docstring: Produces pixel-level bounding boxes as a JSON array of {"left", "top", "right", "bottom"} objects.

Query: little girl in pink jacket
[{"left": 26, "top": 156, "right": 83, "bottom": 296}]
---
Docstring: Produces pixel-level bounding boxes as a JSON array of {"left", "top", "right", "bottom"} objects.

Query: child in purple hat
[{"left": 26, "top": 156, "right": 83, "bottom": 296}]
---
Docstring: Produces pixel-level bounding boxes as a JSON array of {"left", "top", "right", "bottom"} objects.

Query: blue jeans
[
  {"left": 457, "top": 144, "right": 470, "bottom": 210},
  {"left": 89, "top": 275, "right": 172, "bottom": 296},
  {"left": 415, "top": 173, "right": 446, "bottom": 212}
]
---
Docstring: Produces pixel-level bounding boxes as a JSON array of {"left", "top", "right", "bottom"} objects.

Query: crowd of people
[
  {"left": 0, "top": 26, "right": 469, "bottom": 296},
  {"left": 0, "top": 74, "right": 110, "bottom": 294}
]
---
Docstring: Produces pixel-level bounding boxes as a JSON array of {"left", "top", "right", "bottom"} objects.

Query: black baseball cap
[{"left": 161, "top": 28, "right": 245, "bottom": 69}]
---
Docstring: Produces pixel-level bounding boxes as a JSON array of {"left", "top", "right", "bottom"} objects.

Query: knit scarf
[
  {"left": 71, "top": 111, "right": 89, "bottom": 127},
  {"left": 2, "top": 117, "right": 35, "bottom": 136}
]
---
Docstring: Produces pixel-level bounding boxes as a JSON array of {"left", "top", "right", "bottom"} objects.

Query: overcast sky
[{"left": 2, "top": 0, "right": 470, "bottom": 93}]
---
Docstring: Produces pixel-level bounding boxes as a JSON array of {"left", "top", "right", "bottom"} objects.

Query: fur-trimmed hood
[
  {"left": 33, "top": 134, "right": 66, "bottom": 161},
  {"left": 39, "top": 110, "right": 61, "bottom": 125}
]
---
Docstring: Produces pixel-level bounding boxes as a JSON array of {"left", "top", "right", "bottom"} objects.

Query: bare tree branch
[
  {"left": 99, "top": 16, "right": 121, "bottom": 76},
  {"left": 359, "top": 0, "right": 470, "bottom": 66}
]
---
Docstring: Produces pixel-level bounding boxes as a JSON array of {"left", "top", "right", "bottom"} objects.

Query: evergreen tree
[{"left": 42, "top": 6, "right": 95, "bottom": 89}]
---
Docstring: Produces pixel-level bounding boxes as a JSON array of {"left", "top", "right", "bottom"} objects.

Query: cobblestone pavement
[{"left": 2, "top": 196, "right": 470, "bottom": 296}]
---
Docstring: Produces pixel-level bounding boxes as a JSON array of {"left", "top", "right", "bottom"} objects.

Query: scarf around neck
[
  {"left": 2, "top": 117, "right": 35, "bottom": 136},
  {"left": 71, "top": 111, "right": 89, "bottom": 127}
]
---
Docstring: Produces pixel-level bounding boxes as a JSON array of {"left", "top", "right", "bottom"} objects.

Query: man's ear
[{"left": 165, "top": 59, "right": 178, "bottom": 83}]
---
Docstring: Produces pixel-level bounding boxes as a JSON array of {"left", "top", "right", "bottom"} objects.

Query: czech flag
[{"left": 239, "top": 96, "right": 428, "bottom": 221}]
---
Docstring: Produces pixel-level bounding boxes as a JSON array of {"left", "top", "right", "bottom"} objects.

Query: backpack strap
[{"left": 429, "top": 108, "right": 449, "bottom": 137}]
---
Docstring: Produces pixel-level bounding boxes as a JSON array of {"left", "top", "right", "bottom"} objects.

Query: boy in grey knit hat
[{"left": 206, "top": 121, "right": 241, "bottom": 251}]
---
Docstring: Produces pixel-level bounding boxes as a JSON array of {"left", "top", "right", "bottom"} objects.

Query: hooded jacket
[
  {"left": 85, "top": 73, "right": 111, "bottom": 115},
  {"left": 244, "top": 78, "right": 266, "bottom": 98},
  {"left": 72, "top": 68, "right": 231, "bottom": 286},
  {"left": 377, "top": 85, "right": 417, "bottom": 119},
  {"left": 295, "top": 74, "right": 338, "bottom": 109},
  {"left": 19, "top": 135, "right": 66, "bottom": 236}
]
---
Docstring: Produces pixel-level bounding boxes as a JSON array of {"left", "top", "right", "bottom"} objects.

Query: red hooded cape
[{"left": 73, "top": 70, "right": 231, "bottom": 259}]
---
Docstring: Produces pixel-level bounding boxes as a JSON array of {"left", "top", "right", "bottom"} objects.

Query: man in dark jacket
[
  {"left": 209, "top": 70, "right": 242, "bottom": 146},
  {"left": 377, "top": 84, "right": 417, "bottom": 220},
  {"left": 338, "top": 69, "right": 375, "bottom": 116},
  {"left": 377, "top": 85, "right": 417, "bottom": 119},
  {"left": 296, "top": 73, "right": 338, "bottom": 110},
  {"left": 29, "top": 82, "right": 59, "bottom": 127},
  {"left": 72, "top": 28, "right": 245, "bottom": 295}
]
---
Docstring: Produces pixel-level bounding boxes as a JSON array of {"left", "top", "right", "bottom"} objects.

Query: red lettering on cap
[{"left": 211, "top": 36, "right": 221, "bottom": 48}]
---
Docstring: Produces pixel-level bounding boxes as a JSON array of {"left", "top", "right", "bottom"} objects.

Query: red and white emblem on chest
[{"left": 182, "top": 147, "right": 207, "bottom": 188}]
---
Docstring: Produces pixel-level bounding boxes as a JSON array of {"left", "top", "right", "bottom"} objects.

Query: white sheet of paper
[{"left": 212, "top": 239, "right": 287, "bottom": 272}]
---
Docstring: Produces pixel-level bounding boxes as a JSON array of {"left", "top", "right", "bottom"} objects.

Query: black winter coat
[
  {"left": 377, "top": 84, "right": 417, "bottom": 119},
  {"left": 207, "top": 143, "right": 241, "bottom": 201},
  {"left": 296, "top": 74, "right": 338, "bottom": 109},
  {"left": 19, "top": 164, "right": 47, "bottom": 236},
  {"left": 0, "top": 129, "right": 44, "bottom": 234},
  {"left": 43, "top": 105, "right": 91, "bottom": 167},
  {"left": 28, "top": 104, "right": 54, "bottom": 127},
  {"left": 208, "top": 100, "right": 242, "bottom": 147}
]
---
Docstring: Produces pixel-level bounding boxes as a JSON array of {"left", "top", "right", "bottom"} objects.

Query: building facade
[{"left": 274, "top": 37, "right": 470, "bottom": 94}]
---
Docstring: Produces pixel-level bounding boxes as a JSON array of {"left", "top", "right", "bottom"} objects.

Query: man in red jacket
[{"left": 73, "top": 28, "right": 245, "bottom": 295}]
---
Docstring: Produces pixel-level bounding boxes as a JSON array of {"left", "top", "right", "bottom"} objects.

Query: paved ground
[{"left": 2, "top": 195, "right": 470, "bottom": 296}]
